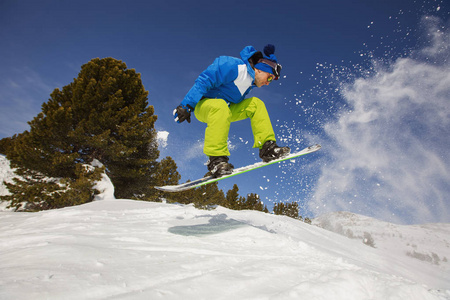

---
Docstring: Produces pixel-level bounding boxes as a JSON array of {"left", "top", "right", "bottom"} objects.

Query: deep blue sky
[{"left": 1, "top": 0, "right": 449, "bottom": 224}]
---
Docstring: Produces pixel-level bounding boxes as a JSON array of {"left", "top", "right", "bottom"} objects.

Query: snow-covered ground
[
  {"left": 0, "top": 155, "right": 15, "bottom": 196},
  {"left": 1, "top": 199, "right": 449, "bottom": 300},
  {"left": 313, "top": 212, "right": 450, "bottom": 267},
  {"left": 1, "top": 156, "right": 449, "bottom": 299},
  {"left": 0, "top": 154, "right": 16, "bottom": 211}
]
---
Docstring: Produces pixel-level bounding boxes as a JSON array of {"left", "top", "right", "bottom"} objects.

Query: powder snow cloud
[{"left": 309, "top": 16, "right": 450, "bottom": 224}]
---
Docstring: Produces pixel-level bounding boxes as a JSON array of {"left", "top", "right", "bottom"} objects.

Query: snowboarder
[{"left": 173, "top": 44, "right": 290, "bottom": 178}]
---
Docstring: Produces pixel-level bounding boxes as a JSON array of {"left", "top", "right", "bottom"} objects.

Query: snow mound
[
  {"left": 0, "top": 200, "right": 448, "bottom": 299},
  {"left": 0, "top": 154, "right": 16, "bottom": 197},
  {"left": 91, "top": 159, "right": 115, "bottom": 201},
  {"left": 0, "top": 155, "right": 17, "bottom": 211},
  {"left": 313, "top": 211, "right": 450, "bottom": 266}
]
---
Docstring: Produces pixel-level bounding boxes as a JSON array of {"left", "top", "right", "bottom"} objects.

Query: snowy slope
[
  {"left": 0, "top": 199, "right": 449, "bottom": 300},
  {"left": 313, "top": 212, "right": 450, "bottom": 267},
  {"left": 1, "top": 154, "right": 449, "bottom": 299}
]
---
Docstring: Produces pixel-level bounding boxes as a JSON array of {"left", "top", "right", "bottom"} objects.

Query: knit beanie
[{"left": 254, "top": 44, "right": 281, "bottom": 79}]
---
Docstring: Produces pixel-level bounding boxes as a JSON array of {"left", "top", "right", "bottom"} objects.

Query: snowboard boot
[
  {"left": 259, "top": 140, "right": 291, "bottom": 163},
  {"left": 206, "top": 156, "right": 234, "bottom": 178}
]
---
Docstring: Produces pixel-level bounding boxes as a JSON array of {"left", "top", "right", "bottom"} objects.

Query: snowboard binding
[
  {"left": 206, "top": 156, "right": 234, "bottom": 178},
  {"left": 259, "top": 141, "right": 291, "bottom": 163}
]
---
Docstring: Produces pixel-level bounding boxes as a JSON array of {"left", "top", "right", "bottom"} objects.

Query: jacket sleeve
[{"left": 180, "top": 56, "right": 238, "bottom": 110}]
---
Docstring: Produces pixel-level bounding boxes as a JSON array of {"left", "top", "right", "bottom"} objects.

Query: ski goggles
[{"left": 258, "top": 58, "right": 282, "bottom": 80}]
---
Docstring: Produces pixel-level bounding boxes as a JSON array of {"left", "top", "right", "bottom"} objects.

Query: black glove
[{"left": 173, "top": 105, "right": 193, "bottom": 124}]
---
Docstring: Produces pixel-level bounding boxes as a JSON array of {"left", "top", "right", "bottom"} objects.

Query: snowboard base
[{"left": 155, "top": 144, "right": 321, "bottom": 192}]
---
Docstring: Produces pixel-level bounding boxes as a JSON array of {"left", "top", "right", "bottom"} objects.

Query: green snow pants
[{"left": 194, "top": 97, "right": 276, "bottom": 157}]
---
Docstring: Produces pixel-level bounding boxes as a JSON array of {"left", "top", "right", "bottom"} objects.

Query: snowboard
[{"left": 155, "top": 144, "right": 321, "bottom": 193}]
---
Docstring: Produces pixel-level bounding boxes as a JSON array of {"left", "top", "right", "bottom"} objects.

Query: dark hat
[{"left": 254, "top": 44, "right": 282, "bottom": 80}]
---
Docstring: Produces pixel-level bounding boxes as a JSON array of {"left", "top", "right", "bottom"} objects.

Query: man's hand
[{"left": 173, "top": 105, "right": 193, "bottom": 123}]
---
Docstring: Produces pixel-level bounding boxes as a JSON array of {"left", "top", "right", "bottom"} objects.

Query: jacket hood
[
  {"left": 240, "top": 46, "right": 258, "bottom": 63},
  {"left": 240, "top": 46, "right": 258, "bottom": 79}
]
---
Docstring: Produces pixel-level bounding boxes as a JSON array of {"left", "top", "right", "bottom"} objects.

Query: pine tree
[
  {"left": 273, "top": 202, "right": 286, "bottom": 215},
  {"left": 285, "top": 202, "right": 300, "bottom": 219},
  {"left": 152, "top": 156, "right": 181, "bottom": 202},
  {"left": 2, "top": 57, "right": 159, "bottom": 210},
  {"left": 165, "top": 180, "right": 226, "bottom": 209},
  {"left": 3, "top": 163, "right": 103, "bottom": 211},
  {"left": 0, "top": 136, "right": 15, "bottom": 156},
  {"left": 235, "top": 196, "right": 246, "bottom": 210},
  {"left": 171, "top": 183, "right": 197, "bottom": 205},
  {"left": 225, "top": 184, "right": 240, "bottom": 209},
  {"left": 273, "top": 202, "right": 302, "bottom": 220},
  {"left": 192, "top": 182, "right": 225, "bottom": 209},
  {"left": 242, "top": 193, "right": 268, "bottom": 212},
  {"left": 363, "top": 232, "right": 376, "bottom": 248}
]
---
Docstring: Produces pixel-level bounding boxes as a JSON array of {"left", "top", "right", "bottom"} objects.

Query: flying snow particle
[{"left": 157, "top": 131, "right": 169, "bottom": 148}]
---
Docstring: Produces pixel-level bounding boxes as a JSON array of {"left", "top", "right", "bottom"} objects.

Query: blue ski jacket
[{"left": 180, "top": 46, "right": 258, "bottom": 110}]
